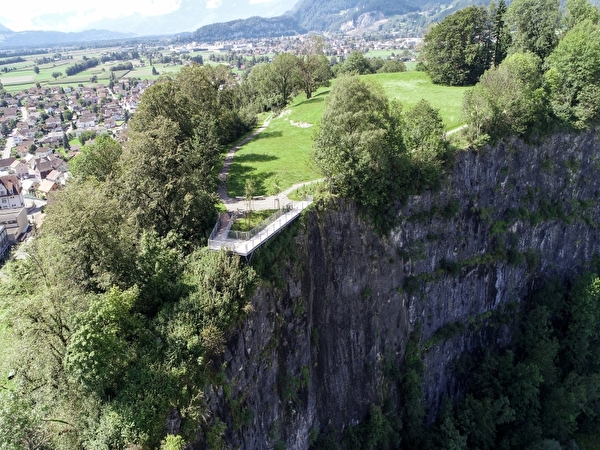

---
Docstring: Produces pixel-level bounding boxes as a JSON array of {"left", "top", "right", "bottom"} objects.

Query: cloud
[
  {"left": 248, "top": 0, "right": 274, "bottom": 4},
  {"left": 206, "top": 0, "right": 223, "bottom": 8},
  {"left": 0, "top": 0, "right": 182, "bottom": 31}
]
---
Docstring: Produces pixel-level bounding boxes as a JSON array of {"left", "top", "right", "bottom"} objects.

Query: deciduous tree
[{"left": 422, "top": 6, "right": 492, "bottom": 85}]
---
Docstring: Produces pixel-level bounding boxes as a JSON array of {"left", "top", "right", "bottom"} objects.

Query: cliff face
[{"left": 206, "top": 131, "right": 600, "bottom": 449}]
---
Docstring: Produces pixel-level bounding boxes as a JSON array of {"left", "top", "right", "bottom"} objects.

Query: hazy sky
[{"left": 0, "top": 0, "right": 298, "bottom": 33}]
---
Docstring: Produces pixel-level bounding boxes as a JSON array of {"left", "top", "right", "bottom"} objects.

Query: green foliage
[
  {"left": 463, "top": 52, "right": 549, "bottom": 142},
  {"left": 545, "top": 19, "right": 600, "bottom": 128},
  {"left": 69, "top": 134, "right": 122, "bottom": 182},
  {"left": 297, "top": 36, "right": 332, "bottom": 100},
  {"left": 65, "top": 287, "right": 142, "bottom": 397},
  {"left": 120, "top": 116, "right": 219, "bottom": 243},
  {"left": 313, "top": 75, "right": 405, "bottom": 213},
  {"left": 507, "top": 0, "right": 561, "bottom": 60},
  {"left": 423, "top": 6, "right": 493, "bottom": 86},
  {"left": 564, "top": 0, "right": 600, "bottom": 30},
  {"left": 426, "top": 270, "right": 600, "bottom": 449},
  {"left": 377, "top": 59, "right": 407, "bottom": 74},
  {"left": 335, "top": 51, "right": 374, "bottom": 76},
  {"left": 161, "top": 434, "right": 186, "bottom": 450}
]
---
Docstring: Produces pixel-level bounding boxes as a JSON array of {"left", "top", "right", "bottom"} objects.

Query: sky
[{"left": 0, "top": 0, "right": 299, "bottom": 34}]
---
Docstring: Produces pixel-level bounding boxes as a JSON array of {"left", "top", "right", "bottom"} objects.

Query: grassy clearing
[
  {"left": 225, "top": 88, "right": 328, "bottom": 197},
  {"left": 366, "top": 71, "right": 470, "bottom": 130},
  {"left": 226, "top": 71, "right": 468, "bottom": 196}
]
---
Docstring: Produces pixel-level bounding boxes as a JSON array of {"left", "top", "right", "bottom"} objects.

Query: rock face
[{"left": 206, "top": 131, "right": 600, "bottom": 449}]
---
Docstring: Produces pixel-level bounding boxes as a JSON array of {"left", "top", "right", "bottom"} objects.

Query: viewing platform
[{"left": 208, "top": 198, "right": 313, "bottom": 259}]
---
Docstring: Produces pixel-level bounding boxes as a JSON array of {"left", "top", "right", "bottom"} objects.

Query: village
[{"left": 0, "top": 77, "right": 156, "bottom": 260}]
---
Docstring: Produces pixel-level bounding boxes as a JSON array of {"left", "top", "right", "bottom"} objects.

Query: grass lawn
[
  {"left": 226, "top": 70, "right": 469, "bottom": 197},
  {"left": 225, "top": 88, "right": 328, "bottom": 197},
  {"left": 365, "top": 71, "right": 470, "bottom": 130},
  {"left": 231, "top": 209, "right": 277, "bottom": 231}
]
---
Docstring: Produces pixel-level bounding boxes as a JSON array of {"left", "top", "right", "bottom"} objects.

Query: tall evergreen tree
[{"left": 491, "top": 0, "right": 511, "bottom": 66}]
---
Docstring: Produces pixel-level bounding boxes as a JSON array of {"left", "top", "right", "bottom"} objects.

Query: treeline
[
  {"left": 0, "top": 63, "right": 260, "bottom": 449},
  {"left": 422, "top": 0, "right": 600, "bottom": 142},
  {"left": 0, "top": 56, "right": 24, "bottom": 66},
  {"left": 64, "top": 57, "right": 99, "bottom": 76},
  {"left": 100, "top": 50, "right": 140, "bottom": 62},
  {"left": 109, "top": 61, "right": 133, "bottom": 71}
]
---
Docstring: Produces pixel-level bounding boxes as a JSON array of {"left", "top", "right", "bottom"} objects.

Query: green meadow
[{"left": 226, "top": 70, "right": 469, "bottom": 197}]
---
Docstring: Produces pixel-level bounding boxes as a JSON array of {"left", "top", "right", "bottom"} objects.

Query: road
[{"left": 2, "top": 134, "right": 14, "bottom": 159}]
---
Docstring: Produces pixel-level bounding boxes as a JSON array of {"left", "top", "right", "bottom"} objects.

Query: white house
[{"left": 0, "top": 175, "right": 25, "bottom": 209}]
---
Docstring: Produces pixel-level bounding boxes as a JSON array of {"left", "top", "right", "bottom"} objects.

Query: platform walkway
[{"left": 208, "top": 199, "right": 312, "bottom": 258}]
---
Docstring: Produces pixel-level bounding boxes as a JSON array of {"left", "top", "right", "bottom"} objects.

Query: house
[
  {"left": 14, "top": 141, "right": 33, "bottom": 158},
  {"left": 34, "top": 147, "right": 53, "bottom": 159},
  {"left": 0, "top": 224, "right": 9, "bottom": 260},
  {"left": 9, "top": 160, "right": 29, "bottom": 178},
  {"left": 45, "top": 117, "right": 62, "bottom": 130},
  {"left": 37, "top": 179, "right": 58, "bottom": 198},
  {"left": 76, "top": 114, "right": 96, "bottom": 129},
  {"left": 0, "top": 175, "right": 25, "bottom": 209},
  {"left": 21, "top": 178, "right": 40, "bottom": 195},
  {"left": 2, "top": 108, "right": 18, "bottom": 120},
  {"left": 45, "top": 169, "right": 64, "bottom": 184},
  {"left": 0, "top": 207, "right": 28, "bottom": 244},
  {"left": 0, "top": 158, "right": 16, "bottom": 172}
]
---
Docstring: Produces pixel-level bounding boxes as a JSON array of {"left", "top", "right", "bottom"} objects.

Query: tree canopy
[{"left": 422, "top": 6, "right": 493, "bottom": 86}]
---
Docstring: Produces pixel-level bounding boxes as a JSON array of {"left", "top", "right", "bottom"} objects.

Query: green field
[
  {"left": 226, "top": 70, "right": 469, "bottom": 197},
  {"left": 365, "top": 71, "right": 470, "bottom": 130},
  {"left": 226, "top": 91, "right": 324, "bottom": 197}
]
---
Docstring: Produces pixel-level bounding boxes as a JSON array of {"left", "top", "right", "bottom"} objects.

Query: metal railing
[
  {"left": 228, "top": 197, "right": 313, "bottom": 241},
  {"left": 208, "top": 216, "right": 222, "bottom": 241}
]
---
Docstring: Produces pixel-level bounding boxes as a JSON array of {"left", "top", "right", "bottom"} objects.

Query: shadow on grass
[
  {"left": 234, "top": 153, "right": 279, "bottom": 164},
  {"left": 227, "top": 170, "right": 277, "bottom": 197},
  {"left": 247, "top": 130, "right": 283, "bottom": 142},
  {"left": 293, "top": 96, "right": 326, "bottom": 108}
]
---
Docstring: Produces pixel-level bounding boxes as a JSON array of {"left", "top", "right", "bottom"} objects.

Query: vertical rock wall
[{"left": 206, "top": 131, "right": 600, "bottom": 449}]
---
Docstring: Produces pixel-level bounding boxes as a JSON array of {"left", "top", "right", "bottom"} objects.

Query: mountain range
[{"left": 1, "top": 0, "right": 600, "bottom": 48}]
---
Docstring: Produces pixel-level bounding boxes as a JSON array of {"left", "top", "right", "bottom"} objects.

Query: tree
[
  {"left": 69, "top": 134, "right": 122, "bottom": 182},
  {"left": 270, "top": 52, "right": 300, "bottom": 109},
  {"left": 377, "top": 60, "right": 407, "bottom": 73},
  {"left": 403, "top": 100, "right": 447, "bottom": 188},
  {"left": 313, "top": 75, "right": 407, "bottom": 211},
  {"left": 152, "top": 66, "right": 158, "bottom": 76},
  {"left": 33, "top": 65, "right": 40, "bottom": 74},
  {"left": 564, "top": 0, "right": 600, "bottom": 30},
  {"left": 336, "top": 51, "right": 374, "bottom": 76},
  {"left": 507, "top": 0, "right": 561, "bottom": 60},
  {"left": 62, "top": 132, "right": 70, "bottom": 150},
  {"left": 422, "top": 6, "right": 492, "bottom": 85},
  {"left": 463, "top": 52, "right": 548, "bottom": 141},
  {"left": 490, "top": 0, "right": 511, "bottom": 66},
  {"left": 296, "top": 36, "right": 331, "bottom": 99},
  {"left": 119, "top": 116, "right": 219, "bottom": 243},
  {"left": 545, "top": 19, "right": 600, "bottom": 127},
  {"left": 51, "top": 71, "right": 62, "bottom": 80}
]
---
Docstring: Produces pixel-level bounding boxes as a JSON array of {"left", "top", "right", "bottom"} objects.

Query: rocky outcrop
[{"left": 205, "top": 131, "right": 600, "bottom": 449}]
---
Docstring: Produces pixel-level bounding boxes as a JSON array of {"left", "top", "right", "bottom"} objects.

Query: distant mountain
[
  {"left": 288, "top": 0, "right": 420, "bottom": 31},
  {"left": 191, "top": 16, "right": 306, "bottom": 43},
  {"left": 0, "top": 23, "right": 13, "bottom": 34},
  {"left": 0, "top": 29, "right": 134, "bottom": 48},
  {"left": 73, "top": 0, "right": 299, "bottom": 36}
]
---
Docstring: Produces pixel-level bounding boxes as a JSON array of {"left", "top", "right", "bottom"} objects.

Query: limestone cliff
[{"left": 205, "top": 131, "right": 600, "bottom": 449}]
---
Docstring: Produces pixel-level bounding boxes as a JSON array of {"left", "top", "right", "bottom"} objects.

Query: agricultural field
[
  {"left": 0, "top": 46, "right": 191, "bottom": 92},
  {"left": 226, "top": 70, "right": 469, "bottom": 197}
]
